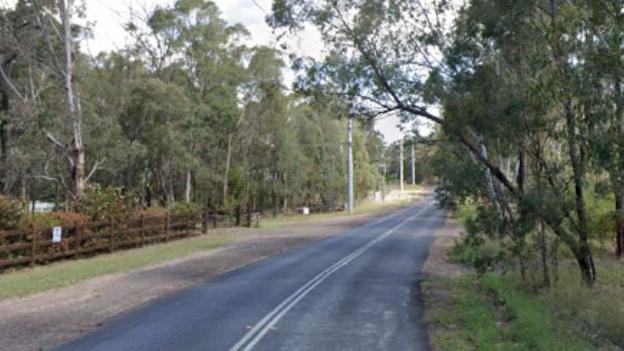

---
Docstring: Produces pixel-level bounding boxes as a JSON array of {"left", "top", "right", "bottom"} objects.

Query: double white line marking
[{"left": 228, "top": 202, "right": 432, "bottom": 351}]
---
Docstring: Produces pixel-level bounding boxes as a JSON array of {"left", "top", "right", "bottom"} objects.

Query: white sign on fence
[{"left": 52, "top": 226, "right": 62, "bottom": 243}]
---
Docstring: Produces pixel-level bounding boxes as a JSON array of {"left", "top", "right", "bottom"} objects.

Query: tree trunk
[
  {"left": 615, "top": 77, "right": 624, "bottom": 258},
  {"left": 223, "top": 133, "right": 233, "bottom": 205},
  {"left": 564, "top": 101, "right": 596, "bottom": 285},
  {"left": 399, "top": 137, "right": 404, "bottom": 194},
  {"left": 411, "top": 142, "right": 416, "bottom": 186},
  {"left": 184, "top": 168, "right": 192, "bottom": 203},
  {"left": 615, "top": 193, "right": 624, "bottom": 258},
  {"left": 223, "top": 108, "right": 246, "bottom": 206},
  {"left": 540, "top": 218, "right": 550, "bottom": 286},
  {"left": 58, "top": 0, "right": 86, "bottom": 198},
  {"left": 0, "top": 91, "right": 8, "bottom": 194}
]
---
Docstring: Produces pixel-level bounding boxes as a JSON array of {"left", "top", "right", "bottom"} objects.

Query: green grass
[
  {"left": 0, "top": 233, "right": 233, "bottom": 301},
  {"left": 424, "top": 273, "right": 610, "bottom": 351},
  {"left": 259, "top": 197, "right": 413, "bottom": 229}
]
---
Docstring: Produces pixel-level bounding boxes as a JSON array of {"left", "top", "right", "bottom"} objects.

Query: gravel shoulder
[{"left": 0, "top": 205, "right": 413, "bottom": 351}]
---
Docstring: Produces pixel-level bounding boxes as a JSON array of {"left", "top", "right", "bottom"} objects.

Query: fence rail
[{"left": 0, "top": 209, "right": 261, "bottom": 271}]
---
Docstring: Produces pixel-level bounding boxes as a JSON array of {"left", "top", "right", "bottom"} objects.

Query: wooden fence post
[
  {"left": 235, "top": 205, "right": 241, "bottom": 226},
  {"left": 109, "top": 218, "right": 115, "bottom": 253},
  {"left": 140, "top": 214, "right": 145, "bottom": 247},
  {"left": 186, "top": 211, "right": 191, "bottom": 235},
  {"left": 74, "top": 222, "right": 81, "bottom": 258},
  {"left": 30, "top": 224, "right": 37, "bottom": 267},
  {"left": 202, "top": 208, "right": 209, "bottom": 234},
  {"left": 246, "top": 202, "right": 252, "bottom": 228},
  {"left": 164, "top": 212, "right": 170, "bottom": 242}
]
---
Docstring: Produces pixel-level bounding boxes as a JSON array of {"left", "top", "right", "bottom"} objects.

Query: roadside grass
[
  {"left": 260, "top": 188, "right": 421, "bottom": 229},
  {"left": 424, "top": 273, "right": 603, "bottom": 351},
  {"left": 425, "top": 260, "right": 624, "bottom": 351},
  {"left": 0, "top": 233, "right": 233, "bottom": 301}
]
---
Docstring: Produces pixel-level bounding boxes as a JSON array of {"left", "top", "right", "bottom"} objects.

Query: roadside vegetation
[
  {"left": 423, "top": 200, "right": 624, "bottom": 350},
  {"left": 260, "top": 185, "right": 421, "bottom": 229},
  {"left": 0, "top": 0, "right": 410, "bottom": 235},
  {"left": 0, "top": 233, "right": 232, "bottom": 301},
  {"left": 0, "top": 191, "right": 416, "bottom": 301},
  {"left": 267, "top": 0, "right": 624, "bottom": 348}
]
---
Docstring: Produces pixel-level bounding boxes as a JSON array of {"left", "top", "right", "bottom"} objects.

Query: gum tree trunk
[{"left": 59, "top": 0, "right": 86, "bottom": 198}]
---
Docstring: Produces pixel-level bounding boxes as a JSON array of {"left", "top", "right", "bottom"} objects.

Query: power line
[{"left": 250, "top": 0, "right": 268, "bottom": 15}]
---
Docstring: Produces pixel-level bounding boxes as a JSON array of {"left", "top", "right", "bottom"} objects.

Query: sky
[{"left": 3, "top": 0, "right": 422, "bottom": 143}]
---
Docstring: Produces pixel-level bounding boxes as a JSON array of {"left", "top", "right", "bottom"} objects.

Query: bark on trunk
[
  {"left": 59, "top": 0, "right": 86, "bottom": 198},
  {"left": 615, "top": 77, "right": 624, "bottom": 258},
  {"left": 184, "top": 168, "right": 192, "bottom": 203},
  {"left": 0, "top": 91, "right": 8, "bottom": 194},
  {"left": 223, "top": 133, "right": 233, "bottom": 205},
  {"left": 564, "top": 101, "right": 596, "bottom": 284},
  {"left": 540, "top": 219, "right": 550, "bottom": 286},
  {"left": 223, "top": 108, "right": 246, "bottom": 206},
  {"left": 616, "top": 193, "right": 624, "bottom": 258}
]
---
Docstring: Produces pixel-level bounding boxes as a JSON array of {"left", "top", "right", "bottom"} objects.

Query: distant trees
[
  {"left": 0, "top": 0, "right": 383, "bottom": 215},
  {"left": 269, "top": 0, "right": 624, "bottom": 285}
]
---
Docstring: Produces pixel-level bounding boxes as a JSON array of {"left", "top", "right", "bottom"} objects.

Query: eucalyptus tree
[
  {"left": 580, "top": 0, "right": 624, "bottom": 257},
  {"left": 268, "top": 0, "right": 606, "bottom": 284},
  {"left": 125, "top": 0, "right": 249, "bottom": 206},
  {"left": 121, "top": 78, "right": 189, "bottom": 206}
]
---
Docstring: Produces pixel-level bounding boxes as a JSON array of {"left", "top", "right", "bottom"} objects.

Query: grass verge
[
  {"left": 260, "top": 192, "right": 419, "bottom": 229},
  {"left": 0, "top": 233, "right": 233, "bottom": 301},
  {"left": 424, "top": 270, "right": 623, "bottom": 351}
]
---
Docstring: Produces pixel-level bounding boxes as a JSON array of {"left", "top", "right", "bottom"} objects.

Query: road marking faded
[{"left": 228, "top": 200, "right": 433, "bottom": 351}]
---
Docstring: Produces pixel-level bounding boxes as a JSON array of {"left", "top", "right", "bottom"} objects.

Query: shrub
[
  {"left": 75, "top": 184, "right": 138, "bottom": 222},
  {"left": 18, "top": 213, "right": 62, "bottom": 230},
  {"left": 451, "top": 202, "right": 509, "bottom": 274},
  {"left": 171, "top": 202, "right": 201, "bottom": 218},
  {"left": 48, "top": 212, "right": 89, "bottom": 226},
  {"left": 0, "top": 195, "right": 25, "bottom": 230}
]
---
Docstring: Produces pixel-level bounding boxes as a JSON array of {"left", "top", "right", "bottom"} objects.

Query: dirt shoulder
[
  {"left": 0, "top": 205, "right": 409, "bottom": 351},
  {"left": 422, "top": 215, "right": 465, "bottom": 279}
]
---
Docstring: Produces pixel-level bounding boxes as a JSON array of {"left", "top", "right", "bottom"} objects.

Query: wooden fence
[{"left": 0, "top": 210, "right": 261, "bottom": 271}]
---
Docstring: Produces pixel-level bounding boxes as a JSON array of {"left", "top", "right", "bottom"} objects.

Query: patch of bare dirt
[
  {"left": 421, "top": 214, "right": 467, "bottom": 351},
  {"left": 0, "top": 208, "right": 404, "bottom": 351},
  {"left": 423, "top": 215, "right": 466, "bottom": 279}
]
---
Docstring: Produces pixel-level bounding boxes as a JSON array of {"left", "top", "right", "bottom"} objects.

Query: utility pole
[
  {"left": 411, "top": 141, "right": 416, "bottom": 186},
  {"left": 399, "top": 137, "right": 404, "bottom": 194},
  {"left": 347, "top": 118, "right": 354, "bottom": 214},
  {"left": 381, "top": 163, "right": 387, "bottom": 202}
]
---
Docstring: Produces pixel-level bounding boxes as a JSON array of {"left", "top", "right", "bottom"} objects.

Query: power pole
[
  {"left": 381, "top": 163, "right": 387, "bottom": 202},
  {"left": 347, "top": 118, "right": 354, "bottom": 214},
  {"left": 399, "top": 137, "right": 404, "bottom": 194},
  {"left": 411, "top": 141, "right": 416, "bottom": 186}
]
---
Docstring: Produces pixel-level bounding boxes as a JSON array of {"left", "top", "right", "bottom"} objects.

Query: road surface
[{"left": 55, "top": 196, "right": 444, "bottom": 351}]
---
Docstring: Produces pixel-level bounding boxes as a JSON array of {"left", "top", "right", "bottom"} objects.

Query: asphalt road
[{"left": 55, "top": 196, "right": 444, "bottom": 351}]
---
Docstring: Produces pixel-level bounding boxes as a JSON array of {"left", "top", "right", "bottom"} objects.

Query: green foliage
[
  {"left": 75, "top": 185, "right": 138, "bottom": 222},
  {"left": 0, "top": 195, "right": 25, "bottom": 230},
  {"left": 425, "top": 274, "right": 600, "bottom": 351},
  {"left": 452, "top": 202, "right": 508, "bottom": 274},
  {"left": 18, "top": 213, "right": 61, "bottom": 231},
  {"left": 430, "top": 141, "right": 485, "bottom": 208},
  {"left": 170, "top": 202, "right": 201, "bottom": 218}
]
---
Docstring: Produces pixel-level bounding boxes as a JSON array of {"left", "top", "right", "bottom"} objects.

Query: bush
[
  {"left": 0, "top": 195, "right": 25, "bottom": 230},
  {"left": 18, "top": 213, "right": 61, "bottom": 230},
  {"left": 75, "top": 184, "right": 138, "bottom": 222},
  {"left": 451, "top": 202, "right": 508, "bottom": 274},
  {"left": 49, "top": 212, "right": 90, "bottom": 226},
  {"left": 171, "top": 202, "right": 201, "bottom": 218}
]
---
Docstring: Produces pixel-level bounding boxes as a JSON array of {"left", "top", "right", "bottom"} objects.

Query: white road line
[{"left": 228, "top": 201, "right": 433, "bottom": 351}]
